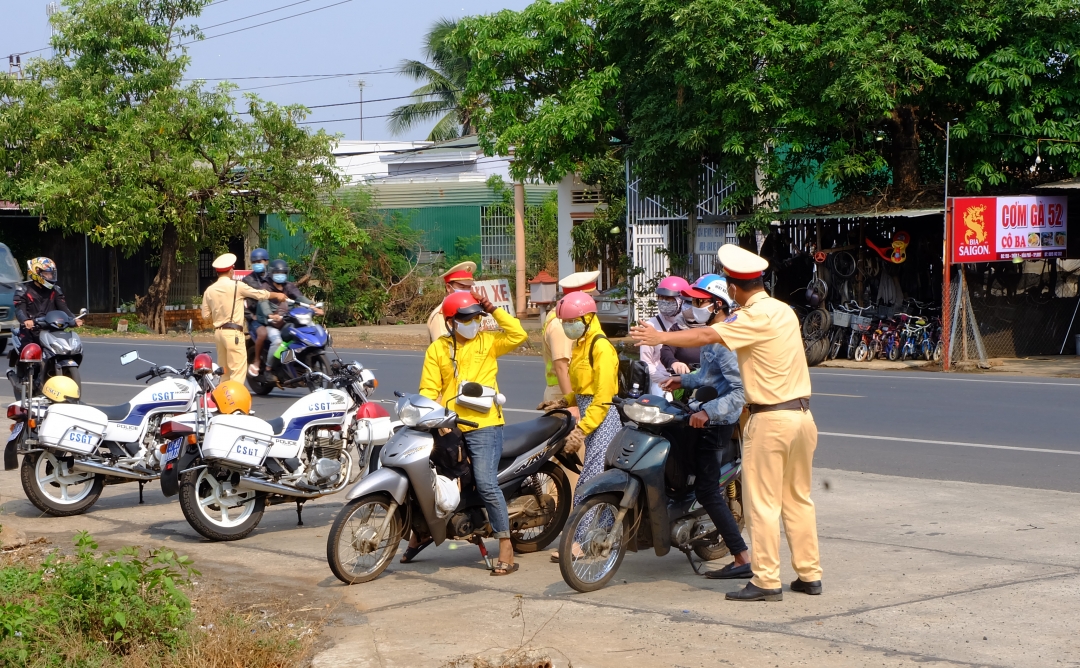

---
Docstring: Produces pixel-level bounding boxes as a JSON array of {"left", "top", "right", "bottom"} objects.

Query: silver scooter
[{"left": 325, "top": 382, "right": 577, "bottom": 584}]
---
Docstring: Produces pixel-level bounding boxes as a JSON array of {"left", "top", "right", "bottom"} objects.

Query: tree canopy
[{"left": 0, "top": 0, "right": 345, "bottom": 331}]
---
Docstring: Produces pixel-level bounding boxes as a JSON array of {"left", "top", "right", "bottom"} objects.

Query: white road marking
[
  {"left": 83, "top": 381, "right": 144, "bottom": 388},
  {"left": 812, "top": 371, "right": 1080, "bottom": 387},
  {"left": 820, "top": 431, "right": 1080, "bottom": 456},
  {"left": 814, "top": 393, "right": 864, "bottom": 398}
]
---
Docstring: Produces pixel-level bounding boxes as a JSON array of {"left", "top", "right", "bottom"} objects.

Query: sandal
[
  {"left": 399, "top": 538, "right": 433, "bottom": 563},
  {"left": 549, "top": 544, "right": 584, "bottom": 563},
  {"left": 490, "top": 561, "right": 519, "bottom": 576}
]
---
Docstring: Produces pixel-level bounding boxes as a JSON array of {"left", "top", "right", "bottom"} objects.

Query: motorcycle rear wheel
[
  {"left": 559, "top": 493, "right": 627, "bottom": 593},
  {"left": 509, "top": 462, "right": 572, "bottom": 553},
  {"left": 326, "top": 493, "right": 402, "bottom": 584},
  {"left": 20, "top": 450, "right": 103, "bottom": 516},
  {"left": 178, "top": 468, "right": 265, "bottom": 541}
]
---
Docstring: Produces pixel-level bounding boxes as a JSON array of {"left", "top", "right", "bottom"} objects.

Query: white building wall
[{"left": 556, "top": 173, "right": 600, "bottom": 282}]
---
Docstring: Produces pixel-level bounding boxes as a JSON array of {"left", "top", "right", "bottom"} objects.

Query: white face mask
[
  {"left": 690, "top": 304, "right": 714, "bottom": 325},
  {"left": 455, "top": 319, "right": 481, "bottom": 340},
  {"left": 562, "top": 320, "right": 587, "bottom": 340}
]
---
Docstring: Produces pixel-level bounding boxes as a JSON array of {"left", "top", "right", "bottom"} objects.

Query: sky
[{"left": 0, "top": 0, "right": 533, "bottom": 141}]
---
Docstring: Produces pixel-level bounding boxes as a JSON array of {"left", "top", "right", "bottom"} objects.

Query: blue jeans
[{"left": 464, "top": 426, "right": 509, "bottom": 538}]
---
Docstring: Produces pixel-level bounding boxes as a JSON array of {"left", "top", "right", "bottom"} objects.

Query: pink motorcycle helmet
[
  {"left": 656, "top": 275, "right": 690, "bottom": 297},
  {"left": 556, "top": 291, "right": 597, "bottom": 319}
]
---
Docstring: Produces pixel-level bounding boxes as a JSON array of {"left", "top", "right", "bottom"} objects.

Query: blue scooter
[{"left": 247, "top": 301, "right": 333, "bottom": 395}]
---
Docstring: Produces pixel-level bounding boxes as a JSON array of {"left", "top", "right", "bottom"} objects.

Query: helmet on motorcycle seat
[
  {"left": 555, "top": 291, "right": 597, "bottom": 320},
  {"left": 211, "top": 380, "right": 251, "bottom": 415},
  {"left": 656, "top": 275, "right": 690, "bottom": 297},
  {"left": 441, "top": 292, "right": 484, "bottom": 320},
  {"left": 249, "top": 248, "right": 269, "bottom": 263},
  {"left": 27, "top": 257, "right": 57, "bottom": 289},
  {"left": 268, "top": 259, "right": 289, "bottom": 274},
  {"left": 42, "top": 375, "right": 80, "bottom": 403}
]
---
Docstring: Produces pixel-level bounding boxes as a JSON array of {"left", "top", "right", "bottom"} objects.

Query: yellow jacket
[
  {"left": 419, "top": 308, "right": 527, "bottom": 431},
  {"left": 567, "top": 317, "right": 619, "bottom": 435}
]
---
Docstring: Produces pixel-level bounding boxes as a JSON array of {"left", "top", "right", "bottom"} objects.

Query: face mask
[
  {"left": 562, "top": 320, "right": 587, "bottom": 340},
  {"left": 657, "top": 299, "right": 681, "bottom": 318},
  {"left": 455, "top": 319, "right": 480, "bottom": 340},
  {"left": 272, "top": 273, "right": 288, "bottom": 284},
  {"left": 691, "top": 305, "right": 714, "bottom": 325},
  {"left": 252, "top": 263, "right": 266, "bottom": 273}
]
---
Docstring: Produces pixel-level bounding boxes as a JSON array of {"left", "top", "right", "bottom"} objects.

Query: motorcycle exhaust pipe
[
  {"left": 72, "top": 459, "right": 157, "bottom": 481},
  {"left": 235, "top": 475, "right": 324, "bottom": 499}
]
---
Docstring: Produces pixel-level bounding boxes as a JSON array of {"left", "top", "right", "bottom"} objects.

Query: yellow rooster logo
[{"left": 964, "top": 205, "right": 987, "bottom": 245}]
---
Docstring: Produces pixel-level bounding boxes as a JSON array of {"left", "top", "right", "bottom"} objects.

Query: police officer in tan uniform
[
  {"left": 201, "top": 253, "right": 284, "bottom": 385},
  {"left": 426, "top": 261, "right": 477, "bottom": 343},
  {"left": 631, "top": 244, "right": 821, "bottom": 602},
  {"left": 538, "top": 270, "right": 600, "bottom": 411}
]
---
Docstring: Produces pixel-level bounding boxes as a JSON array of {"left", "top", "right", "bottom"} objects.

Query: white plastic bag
[{"left": 434, "top": 473, "right": 460, "bottom": 518}]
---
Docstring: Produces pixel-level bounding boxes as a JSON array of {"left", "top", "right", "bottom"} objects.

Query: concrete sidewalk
[{"left": 3, "top": 461, "right": 1077, "bottom": 667}]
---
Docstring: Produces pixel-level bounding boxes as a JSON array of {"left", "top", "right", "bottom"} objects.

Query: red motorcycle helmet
[{"left": 441, "top": 292, "right": 485, "bottom": 320}]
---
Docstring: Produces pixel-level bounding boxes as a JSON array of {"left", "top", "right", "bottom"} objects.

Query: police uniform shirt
[
  {"left": 201, "top": 275, "right": 273, "bottom": 329},
  {"left": 709, "top": 291, "right": 811, "bottom": 406}
]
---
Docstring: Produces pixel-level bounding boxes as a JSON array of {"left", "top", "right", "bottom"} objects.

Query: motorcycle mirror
[
  {"left": 693, "top": 386, "right": 719, "bottom": 403},
  {"left": 461, "top": 381, "right": 484, "bottom": 398},
  {"left": 77, "top": 308, "right": 88, "bottom": 318},
  {"left": 120, "top": 351, "right": 139, "bottom": 366},
  {"left": 281, "top": 349, "right": 297, "bottom": 365}
]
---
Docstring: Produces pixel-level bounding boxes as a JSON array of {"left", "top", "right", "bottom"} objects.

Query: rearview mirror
[
  {"left": 281, "top": 349, "right": 297, "bottom": 365},
  {"left": 461, "top": 382, "right": 484, "bottom": 398},
  {"left": 120, "top": 351, "right": 139, "bottom": 366}
]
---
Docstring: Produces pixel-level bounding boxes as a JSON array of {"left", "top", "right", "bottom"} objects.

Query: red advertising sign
[{"left": 950, "top": 196, "right": 1068, "bottom": 263}]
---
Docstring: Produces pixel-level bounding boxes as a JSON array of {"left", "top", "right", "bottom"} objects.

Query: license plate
[
  {"left": 600, "top": 301, "right": 612, "bottom": 311},
  {"left": 66, "top": 429, "right": 99, "bottom": 448},
  {"left": 162, "top": 437, "right": 183, "bottom": 465},
  {"left": 7, "top": 421, "right": 23, "bottom": 443},
  {"left": 229, "top": 439, "right": 265, "bottom": 465}
]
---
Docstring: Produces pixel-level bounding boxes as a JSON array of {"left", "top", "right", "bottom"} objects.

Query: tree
[
  {"left": 388, "top": 18, "right": 475, "bottom": 141},
  {"left": 0, "top": 0, "right": 343, "bottom": 332}
]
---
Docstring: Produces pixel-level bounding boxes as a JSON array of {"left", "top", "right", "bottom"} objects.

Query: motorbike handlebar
[
  {"left": 457, "top": 418, "right": 479, "bottom": 429},
  {"left": 135, "top": 369, "right": 154, "bottom": 381}
]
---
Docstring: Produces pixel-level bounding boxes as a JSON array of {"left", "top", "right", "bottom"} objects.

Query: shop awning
[{"left": 1034, "top": 177, "right": 1080, "bottom": 190}]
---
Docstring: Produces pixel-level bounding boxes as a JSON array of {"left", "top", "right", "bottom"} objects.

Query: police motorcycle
[
  {"left": 325, "top": 383, "right": 579, "bottom": 585},
  {"left": 164, "top": 350, "right": 394, "bottom": 541},
  {"left": 247, "top": 299, "right": 332, "bottom": 396},
  {"left": 558, "top": 386, "right": 745, "bottom": 593},
  {"left": 8, "top": 308, "right": 89, "bottom": 395},
  {"left": 3, "top": 345, "right": 219, "bottom": 517}
]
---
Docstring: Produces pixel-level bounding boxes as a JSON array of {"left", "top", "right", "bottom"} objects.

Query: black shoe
[
  {"left": 726, "top": 582, "right": 783, "bottom": 602},
  {"left": 703, "top": 561, "right": 753, "bottom": 579},
  {"left": 790, "top": 578, "right": 822, "bottom": 595}
]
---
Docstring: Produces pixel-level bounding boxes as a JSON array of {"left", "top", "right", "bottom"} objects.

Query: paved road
[{"left": 14, "top": 337, "right": 1080, "bottom": 492}]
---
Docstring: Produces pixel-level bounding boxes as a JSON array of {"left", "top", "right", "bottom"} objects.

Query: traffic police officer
[
  {"left": 630, "top": 243, "right": 821, "bottom": 602},
  {"left": 201, "top": 253, "right": 284, "bottom": 385},
  {"left": 426, "top": 261, "right": 477, "bottom": 343},
  {"left": 538, "top": 270, "right": 600, "bottom": 411}
]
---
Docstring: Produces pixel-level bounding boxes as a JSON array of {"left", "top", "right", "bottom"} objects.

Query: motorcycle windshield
[{"left": 289, "top": 325, "right": 327, "bottom": 348}]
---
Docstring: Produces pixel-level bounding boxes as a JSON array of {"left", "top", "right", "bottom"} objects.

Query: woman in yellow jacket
[
  {"left": 555, "top": 291, "right": 621, "bottom": 555},
  {"left": 415, "top": 288, "right": 527, "bottom": 575}
]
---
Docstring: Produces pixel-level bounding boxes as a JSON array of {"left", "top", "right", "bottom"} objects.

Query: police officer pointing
[{"left": 631, "top": 243, "right": 822, "bottom": 602}]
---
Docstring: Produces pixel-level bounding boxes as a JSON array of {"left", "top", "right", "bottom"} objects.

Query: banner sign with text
[
  {"left": 474, "top": 278, "right": 515, "bottom": 331},
  {"left": 951, "top": 196, "right": 1067, "bottom": 263}
]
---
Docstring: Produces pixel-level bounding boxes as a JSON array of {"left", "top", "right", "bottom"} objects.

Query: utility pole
[
  {"left": 354, "top": 79, "right": 366, "bottom": 140},
  {"left": 514, "top": 182, "right": 527, "bottom": 314},
  {"left": 7, "top": 55, "right": 22, "bottom": 79}
]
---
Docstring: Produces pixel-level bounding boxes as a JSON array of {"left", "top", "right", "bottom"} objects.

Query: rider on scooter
[
  {"left": 13, "top": 257, "right": 83, "bottom": 352},
  {"left": 250, "top": 259, "right": 322, "bottom": 379},
  {"left": 660, "top": 273, "right": 752, "bottom": 580}
]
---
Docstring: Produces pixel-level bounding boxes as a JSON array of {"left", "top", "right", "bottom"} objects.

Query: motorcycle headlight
[
  {"left": 398, "top": 401, "right": 435, "bottom": 427},
  {"left": 294, "top": 313, "right": 313, "bottom": 326},
  {"left": 623, "top": 401, "right": 674, "bottom": 425}
]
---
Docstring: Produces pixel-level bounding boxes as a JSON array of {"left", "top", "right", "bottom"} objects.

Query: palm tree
[{"left": 389, "top": 18, "right": 473, "bottom": 141}]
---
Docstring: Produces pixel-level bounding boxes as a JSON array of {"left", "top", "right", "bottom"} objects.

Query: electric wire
[
  {"left": 181, "top": 0, "right": 354, "bottom": 45},
  {"left": 197, "top": 0, "right": 316, "bottom": 32},
  {"left": 184, "top": 70, "right": 396, "bottom": 81}
]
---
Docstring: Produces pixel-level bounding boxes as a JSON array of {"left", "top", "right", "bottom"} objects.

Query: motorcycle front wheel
[
  {"left": 20, "top": 450, "right": 103, "bottom": 516},
  {"left": 304, "top": 352, "right": 332, "bottom": 392},
  {"left": 60, "top": 365, "right": 81, "bottom": 391},
  {"left": 559, "top": 493, "right": 627, "bottom": 593},
  {"left": 508, "top": 462, "right": 572, "bottom": 553},
  {"left": 326, "top": 493, "right": 402, "bottom": 584},
  {"left": 178, "top": 468, "right": 265, "bottom": 541}
]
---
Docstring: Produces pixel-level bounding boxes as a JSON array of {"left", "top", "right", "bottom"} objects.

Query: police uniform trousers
[
  {"left": 214, "top": 327, "right": 248, "bottom": 385},
  {"left": 743, "top": 408, "right": 822, "bottom": 590}
]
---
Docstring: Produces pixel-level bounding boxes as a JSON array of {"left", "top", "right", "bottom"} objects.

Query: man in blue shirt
[{"left": 661, "top": 273, "right": 751, "bottom": 580}]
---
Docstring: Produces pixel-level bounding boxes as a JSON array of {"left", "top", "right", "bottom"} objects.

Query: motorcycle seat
[
  {"left": 501, "top": 414, "right": 569, "bottom": 459},
  {"left": 266, "top": 416, "right": 285, "bottom": 436},
  {"left": 93, "top": 402, "right": 132, "bottom": 422}
]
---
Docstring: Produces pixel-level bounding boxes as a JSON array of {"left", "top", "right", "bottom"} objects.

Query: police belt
[
  {"left": 747, "top": 398, "right": 809, "bottom": 414},
  {"left": 217, "top": 323, "right": 243, "bottom": 331}
]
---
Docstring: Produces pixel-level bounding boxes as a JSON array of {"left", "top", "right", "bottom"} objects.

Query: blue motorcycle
[{"left": 247, "top": 302, "right": 333, "bottom": 395}]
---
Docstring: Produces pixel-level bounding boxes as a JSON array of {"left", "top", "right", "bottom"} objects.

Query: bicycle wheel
[
  {"left": 887, "top": 340, "right": 901, "bottom": 361},
  {"left": 828, "top": 329, "right": 844, "bottom": 360},
  {"left": 846, "top": 331, "right": 859, "bottom": 360},
  {"left": 854, "top": 343, "right": 869, "bottom": 362}
]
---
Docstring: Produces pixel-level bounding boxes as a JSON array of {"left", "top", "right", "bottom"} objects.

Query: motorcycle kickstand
[
  {"left": 680, "top": 546, "right": 706, "bottom": 575},
  {"left": 138, "top": 481, "right": 144, "bottom": 504},
  {"left": 470, "top": 536, "right": 494, "bottom": 570},
  {"left": 295, "top": 500, "right": 305, "bottom": 526}
]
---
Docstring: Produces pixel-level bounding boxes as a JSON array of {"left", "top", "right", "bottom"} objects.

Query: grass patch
[{"left": 0, "top": 532, "right": 320, "bottom": 667}]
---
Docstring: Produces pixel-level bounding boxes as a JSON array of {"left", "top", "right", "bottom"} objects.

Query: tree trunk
[
  {"left": 137, "top": 224, "right": 180, "bottom": 333},
  {"left": 888, "top": 105, "right": 921, "bottom": 195}
]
